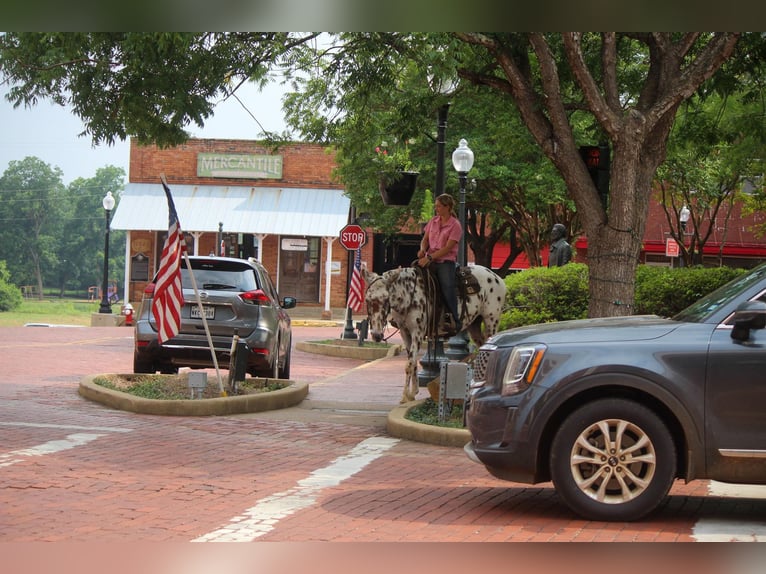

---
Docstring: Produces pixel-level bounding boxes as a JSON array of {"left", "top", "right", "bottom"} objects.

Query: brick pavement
[{"left": 1, "top": 323, "right": 766, "bottom": 546}]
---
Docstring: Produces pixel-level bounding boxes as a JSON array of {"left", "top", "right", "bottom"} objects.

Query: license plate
[{"left": 190, "top": 305, "right": 215, "bottom": 319}]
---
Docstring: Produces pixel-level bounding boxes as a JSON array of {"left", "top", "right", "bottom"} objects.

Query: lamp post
[
  {"left": 416, "top": 99, "right": 453, "bottom": 387},
  {"left": 451, "top": 139, "right": 474, "bottom": 266},
  {"left": 680, "top": 205, "right": 690, "bottom": 232},
  {"left": 98, "top": 191, "right": 116, "bottom": 314}
]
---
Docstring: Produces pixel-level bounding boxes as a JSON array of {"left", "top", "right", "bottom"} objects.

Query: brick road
[{"left": 1, "top": 324, "right": 765, "bottom": 545}]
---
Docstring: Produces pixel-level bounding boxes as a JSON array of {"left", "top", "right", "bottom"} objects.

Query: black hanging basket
[{"left": 379, "top": 171, "right": 419, "bottom": 206}]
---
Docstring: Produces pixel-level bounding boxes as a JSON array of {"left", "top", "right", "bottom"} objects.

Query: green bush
[
  {"left": 0, "top": 262, "right": 23, "bottom": 312},
  {"left": 500, "top": 263, "right": 589, "bottom": 329},
  {"left": 633, "top": 265, "right": 745, "bottom": 317},
  {"left": 500, "top": 263, "right": 747, "bottom": 330}
]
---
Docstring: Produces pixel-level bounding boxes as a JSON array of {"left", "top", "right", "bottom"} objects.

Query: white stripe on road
[
  {"left": 193, "top": 436, "right": 400, "bottom": 543},
  {"left": 0, "top": 421, "right": 132, "bottom": 433},
  {"left": 0, "top": 433, "right": 107, "bottom": 468},
  {"left": 692, "top": 481, "right": 766, "bottom": 542}
]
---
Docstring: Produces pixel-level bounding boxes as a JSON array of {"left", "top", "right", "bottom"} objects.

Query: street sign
[
  {"left": 339, "top": 224, "right": 367, "bottom": 250},
  {"left": 665, "top": 237, "right": 680, "bottom": 258}
]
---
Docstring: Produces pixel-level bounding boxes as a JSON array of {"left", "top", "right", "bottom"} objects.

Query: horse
[{"left": 361, "top": 264, "right": 507, "bottom": 404}]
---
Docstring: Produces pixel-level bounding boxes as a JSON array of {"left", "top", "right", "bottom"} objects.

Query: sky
[{"left": 0, "top": 81, "right": 290, "bottom": 185}]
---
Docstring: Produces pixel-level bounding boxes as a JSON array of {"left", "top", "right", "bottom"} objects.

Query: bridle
[{"left": 364, "top": 275, "right": 397, "bottom": 340}]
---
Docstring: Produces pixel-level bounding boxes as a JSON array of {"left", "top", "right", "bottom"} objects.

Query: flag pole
[{"left": 160, "top": 174, "right": 226, "bottom": 397}]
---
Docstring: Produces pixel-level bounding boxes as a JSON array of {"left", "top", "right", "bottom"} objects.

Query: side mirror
[
  {"left": 282, "top": 296, "right": 297, "bottom": 310},
  {"left": 730, "top": 300, "right": 766, "bottom": 342}
]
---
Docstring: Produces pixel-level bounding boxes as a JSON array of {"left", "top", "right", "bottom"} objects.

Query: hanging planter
[{"left": 379, "top": 170, "right": 419, "bottom": 206}]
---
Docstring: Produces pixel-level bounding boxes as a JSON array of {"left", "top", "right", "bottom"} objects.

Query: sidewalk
[{"left": 287, "top": 305, "right": 358, "bottom": 326}]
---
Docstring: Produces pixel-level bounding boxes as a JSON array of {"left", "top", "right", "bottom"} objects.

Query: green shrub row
[{"left": 499, "top": 263, "right": 747, "bottom": 330}]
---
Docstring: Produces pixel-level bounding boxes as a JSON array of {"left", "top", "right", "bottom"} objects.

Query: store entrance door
[{"left": 278, "top": 236, "right": 320, "bottom": 302}]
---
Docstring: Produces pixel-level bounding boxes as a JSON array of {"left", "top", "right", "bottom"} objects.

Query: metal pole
[
  {"left": 458, "top": 172, "right": 467, "bottom": 267},
  {"left": 435, "top": 103, "right": 449, "bottom": 196},
  {"left": 98, "top": 208, "right": 112, "bottom": 314},
  {"left": 417, "top": 103, "right": 450, "bottom": 386}
]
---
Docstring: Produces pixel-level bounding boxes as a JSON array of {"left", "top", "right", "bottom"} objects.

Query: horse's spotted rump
[{"left": 361, "top": 265, "right": 507, "bottom": 404}]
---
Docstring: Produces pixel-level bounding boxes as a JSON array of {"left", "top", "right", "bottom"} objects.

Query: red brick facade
[{"left": 124, "top": 139, "right": 372, "bottom": 315}]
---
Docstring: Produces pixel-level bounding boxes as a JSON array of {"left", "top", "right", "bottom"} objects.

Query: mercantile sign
[{"left": 197, "top": 153, "right": 283, "bottom": 179}]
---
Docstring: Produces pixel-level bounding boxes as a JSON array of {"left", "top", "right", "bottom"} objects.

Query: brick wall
[{"left": 125, "top": 139, "right": 360, "bottom": 309}]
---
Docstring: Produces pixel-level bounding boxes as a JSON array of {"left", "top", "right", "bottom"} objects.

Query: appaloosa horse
[{"left": 361, "top": 265, "right": 507, "bottom": 403}]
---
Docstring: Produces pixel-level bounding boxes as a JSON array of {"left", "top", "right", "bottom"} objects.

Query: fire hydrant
[{"left": 121, "top": 303, "right": 134, "bottom": 326}]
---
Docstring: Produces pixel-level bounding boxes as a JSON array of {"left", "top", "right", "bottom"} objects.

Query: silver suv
[{"left": 133, "top": 256, "right": 297, "bottom": 378}]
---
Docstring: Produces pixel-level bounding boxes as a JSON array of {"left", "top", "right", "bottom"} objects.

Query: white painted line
[
  {"left": 0, "top": 421, "right": 132, "bottom": 433},
  {"left": 0, "top": 433, "right": 107, "bottom": 468},
  {"left": 691, "top": 481, "right": 766, "bottom": 542},
  {"left": 192, "top": 436, "right": 399, "bottom": 542}
]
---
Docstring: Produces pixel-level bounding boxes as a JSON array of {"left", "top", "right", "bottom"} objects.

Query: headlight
[{"left": 501, "top": 344, "right": 546, "bottom": 396}]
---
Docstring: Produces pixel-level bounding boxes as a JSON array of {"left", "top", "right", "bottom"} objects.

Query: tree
[
  {"left": 451, "top": 33, "right": 740, "bottom": 316},
  {"left": 0, "top": 157, "right": 66, "bottom": 296},
  {"left": 59, "top": 167, "right": 126, "bottom": 296},
  {"left": 1, "top": 32, "right": 748, "bottom": 316},
  {"left": 282, "top": 35, "right": 575, "bottom": 274}
]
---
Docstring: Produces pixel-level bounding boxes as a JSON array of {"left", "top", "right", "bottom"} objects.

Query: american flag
[
  {"left": 152, "top": 181, "right": 187, "bottom": 343},
  {"left": 347, "top": 247, "right": 364, "bottom": 312}
]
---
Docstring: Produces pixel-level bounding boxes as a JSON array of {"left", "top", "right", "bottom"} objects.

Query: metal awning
[{"left": 110, "top": 183, "right": 351, "bottom": 237}]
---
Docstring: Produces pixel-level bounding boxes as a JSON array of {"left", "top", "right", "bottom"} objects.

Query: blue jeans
[{"left": 433, "top": 260, "right": 459, "bottom": 325}]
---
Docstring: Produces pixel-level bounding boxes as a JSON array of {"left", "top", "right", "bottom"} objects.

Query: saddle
[{"left": 412, "top": 262, "right": 480, "bottom": 336}]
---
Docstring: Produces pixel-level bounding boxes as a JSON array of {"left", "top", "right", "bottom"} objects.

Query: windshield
[{"left": 673, "top": 263, "right": 766, "bottom": 323}]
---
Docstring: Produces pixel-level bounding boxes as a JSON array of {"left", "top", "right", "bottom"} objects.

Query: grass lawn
[{"left": 0, "top": 299, "right": 121, "bottom": 327}]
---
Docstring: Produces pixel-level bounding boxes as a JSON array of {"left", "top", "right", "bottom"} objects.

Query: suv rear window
[{"left": 179, "top": 260, "right": 259, "bottom": 292}]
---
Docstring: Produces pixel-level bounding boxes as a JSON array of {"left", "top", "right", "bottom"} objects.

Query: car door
[{"left": 705, "top": 313, "right": 766, "bottom": 483}]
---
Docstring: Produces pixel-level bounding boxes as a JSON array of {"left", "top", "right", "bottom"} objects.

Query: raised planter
[
  {"left": 379, "top": 171, "right": 419, "bottom": 206},
  {"left": 296, "top": 340, "right": 400, "bottom": 360},
  {"left": 78, "top": 375, "right": 308, "bottom": 416}
]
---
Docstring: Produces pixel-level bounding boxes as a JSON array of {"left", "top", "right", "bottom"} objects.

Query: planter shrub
[
  {"left": 500, "top": 263, "right": 589, "bottom": 329},
  {"left": 500, "top": 263, "right": 747, "bottom": 330},
  {"left": 633, "top": 265, "right": 745, "bottom": 317}
]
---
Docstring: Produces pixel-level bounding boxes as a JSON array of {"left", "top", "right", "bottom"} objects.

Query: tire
[
  {"left": 550, "top": 398, "right": 676, "bottom": 522},
  {"left": 133, "top": 353, "right": 155, "bottom": 374},
  {"left": 278, "top": 343, "right": 291, "bottom": 379}
]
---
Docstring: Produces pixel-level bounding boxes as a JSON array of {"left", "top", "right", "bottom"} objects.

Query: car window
[
  {"left": 674, "top": 264, "right": 766, "bottom": 323},
  {"left": 180, "top": 265, "right": 257, "bottom": 292}
]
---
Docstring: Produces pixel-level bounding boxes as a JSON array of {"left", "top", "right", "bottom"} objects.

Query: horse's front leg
[{"left": 401, "top": 343, "right": 420, "bottom": 403}]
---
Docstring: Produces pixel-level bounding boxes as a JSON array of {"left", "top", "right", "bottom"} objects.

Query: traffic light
[{"left": 579, "top": 144, "right": 610, "bottom": 209}]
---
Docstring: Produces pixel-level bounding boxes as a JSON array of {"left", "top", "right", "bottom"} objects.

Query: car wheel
[
  {"left": 550, "top": 398, "right": 676, "bottom": 522},
  {"left": 278, "top": 343, "right": 291, "bottom": 379},
  {"left": 133, "top": 354, "right": 155, "bottom": 374},
  {"left": 159, "top": 364, "right": 178, "bottom": 374}
]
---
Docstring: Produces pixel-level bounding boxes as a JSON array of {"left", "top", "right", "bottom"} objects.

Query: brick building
[{"left": 110, "top": 139, "right": 372, "bottom": 318}]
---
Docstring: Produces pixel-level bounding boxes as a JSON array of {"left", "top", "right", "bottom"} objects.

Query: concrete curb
[
  {"left": 296, "top": 340, "right": 401, "bottom": 361},
  {"left": 387, "top": 398, "right": 471, "bottom": 448},
  {"left": 78, "top": 375, "right": 308, "bottom": 416}
]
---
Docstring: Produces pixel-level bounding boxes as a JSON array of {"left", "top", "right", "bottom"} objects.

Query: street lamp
[
  {"left": 98, "top": 191, "right": 116, "bottom": 314},
  {"left": 451, "top": 138, "right": 474, "bottom": 266},
  {"left": 680, "top": 205, "right": 690, "bottom": 232}
]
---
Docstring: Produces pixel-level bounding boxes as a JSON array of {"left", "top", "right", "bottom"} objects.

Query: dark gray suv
[
  {"left": 134, "top": 256, "right": 296, "bottom": 378},
  {"left": 465, "top": 263, "right": 766, "bottom": 521}
]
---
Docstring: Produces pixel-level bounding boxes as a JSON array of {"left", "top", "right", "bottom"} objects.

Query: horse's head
[{"left": 361, "top": 267, "right": 390, "bottom": 342}]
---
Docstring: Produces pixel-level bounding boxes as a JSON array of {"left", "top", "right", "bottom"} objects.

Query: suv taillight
[
  {"left": 143, "top": 283, "right": 156, "bottom": 298},
  {"left": 239, "top": 289, "right": 270, "bottom": 305}
]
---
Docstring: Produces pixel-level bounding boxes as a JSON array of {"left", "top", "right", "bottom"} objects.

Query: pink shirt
[{"left": 424, "top": 215, "right": 462, "bottom": 262}]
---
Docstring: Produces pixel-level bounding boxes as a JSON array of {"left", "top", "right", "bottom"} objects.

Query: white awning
[{"left": 110, "top": 183, "right": 351, "bottom": 237}]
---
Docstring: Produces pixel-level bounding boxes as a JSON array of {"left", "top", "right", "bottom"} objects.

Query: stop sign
[{"left": 339, "top": 224, "right": 367, "bottom": 250}]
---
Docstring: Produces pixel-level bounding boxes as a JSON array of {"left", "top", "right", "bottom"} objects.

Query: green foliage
[
  {"left": 499, "top": 264, "right": 748, "bottom": 329},
  {"left": 0, "top": 159, "right": 126, "bottom": 297},
  {"left": 405, "top": 398, "right": 464, "bottom": 428},
  {"left": 501, "top": 264, "right": 590, "bottom": 329},
  {"left": 633, "top": 265, "right": 746, "bottom": 317},
  {"left": 0, "top": 261, "right": 23, "bottom": 312}
]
